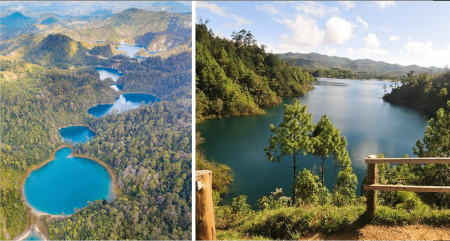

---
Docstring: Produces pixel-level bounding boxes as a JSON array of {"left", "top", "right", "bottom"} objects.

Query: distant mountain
[
  {"left": 40, "top": 17, "right": 57, "bottom": 25},
  {"left": 135, "top": 29, "right": 191, "bottom": 52},
  {"left": 278, "top": 52, "right": 444, "bottom": 74},
  {"left": 25, "top": 34, "right": 89, "bottom": 68},
  {"left": 103, "top": 8, "right": 191, "bottom": 43},
  {"left": 90, "top": 9, "right": 113, "bottom": 16}
]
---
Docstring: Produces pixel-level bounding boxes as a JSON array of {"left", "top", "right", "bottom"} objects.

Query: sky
[{"left": 195, "top": 1, "right": 450, "bottom": 68}]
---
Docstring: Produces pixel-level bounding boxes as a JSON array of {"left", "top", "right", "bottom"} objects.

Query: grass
[{"left": 216, "top": 203, "right": 450, "bottom": 240}]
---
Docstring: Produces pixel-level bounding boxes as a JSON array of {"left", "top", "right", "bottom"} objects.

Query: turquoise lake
[
  {"left": 197, "top": 78, "right": 430, "bottom": 207},
  {"left": 110, "top": 84, "right": 123, "bottom": 91},
  {"left": 94, "top": 67, "right": 123, "bottom": 81},
  {"left": 87, "top": 93, "right": 159, "bottom": 117},
  {"left": 116, "top": 42, "right": 149, "bottom": 58},
  {"left": 23, "top": 148, "right": 112, "bottom": 215},
  {"left": 23, "top": 228, "right": 44, "bottom": 240},
  {"left": 59, "top": 126, "right": 95, "bottom": 144}
]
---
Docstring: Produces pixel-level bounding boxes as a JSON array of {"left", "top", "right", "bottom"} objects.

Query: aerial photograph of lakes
[{"left": 1, "top": 1, "right": 192, "bottom": 240}]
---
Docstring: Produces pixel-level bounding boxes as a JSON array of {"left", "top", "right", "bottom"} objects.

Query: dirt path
[{"left": 305, "top": 224, "right": 450, "bottom": 240}]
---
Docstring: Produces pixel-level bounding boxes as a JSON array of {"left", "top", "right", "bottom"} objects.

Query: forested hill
[
  {"left": 383, "top": 70, "right": 450, "bottom": 116},
  {"left": 279, "top": 52, "right": 444, "bottom": 79},
  {"left": 195, "top": 23, "right": 315, "bottom": 121},
  {"left": 24, "top": 34, "right": 90, "bottom": 69}
]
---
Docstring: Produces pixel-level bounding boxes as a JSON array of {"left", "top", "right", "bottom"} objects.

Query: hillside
[
  {"left": 103, "top": 8, "right": 191, "bottom": 43},
  {"left": 40, "top": 17, "right": 57, "bottom": 25},
  {"left": 25, "top": 34, "right": 90, "bottom": 68},
  {"left": 88, "top": 44, "right": 116, "bottom": 58},
  {"left": 279, "top": 52, "right": 444, "bottom": 79},
  {"left": 195, "top": 23, "right": 314, "bottom": 120},
  {"left": 135, "top": 29, "right": 191, "bottom": 52},
  {"left": 383, "top": 70, "right": 450, "bottom": 116},
  {"left": 0, "top": 34, "right": 44, "bottom": 56}
]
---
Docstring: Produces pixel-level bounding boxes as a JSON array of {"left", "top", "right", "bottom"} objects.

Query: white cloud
[
  {"left": 389, "top": 36, "right": 400, "bottom": 41},
  {"left": 364, "top": 33, "right": 380, "bottom": 49},
  {"left": 295, "top": 2, "right": 339, "bottom": 17},
  {"left": 196, "top": 2, "right": 227, "bottom": 17},
  {"left": 325, "top": 17, "right": 354, "bottom": 44},
  {"left": 373, "top": 1, "right": 396, "bottom": 9},
  {"left": 402, "top": 40, "right": 450, "bottom": 67},
  {"left": 325, "top": 47, "right": 338, "bottom": 56},
  {"left": 404, "top": 40, "right": 433, "bottom": 54},
  {"left": 338, "top": 1, "right": 355, "bottom": 10},
  {"left": 356, "top": 15, "right": 369, "bottom": 29},
  {"left": 255, "top": 3, "right": 280, "bottom": 16},
  {"left": 224, "top": 14, "right": 252, "bottom": 28},
  {"left": 279, "top": 14, "right": 324, "bottom": 47}
]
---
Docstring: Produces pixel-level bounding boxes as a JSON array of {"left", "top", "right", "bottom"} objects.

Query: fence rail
[{"left": 363, "top": 155, "right": 450, "bottom": 219}]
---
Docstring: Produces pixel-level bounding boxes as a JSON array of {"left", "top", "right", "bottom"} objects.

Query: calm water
[
  {"left": 88, "top": 93, "right": 159, "bottom": 117},
  {"left": 23, "top": 228, "right": 45, "bottom": 240},
  {"left": 110, "top": 84, "right": 123, "bottom": 91},
  {"left": 94, "top": 67, "right": 123, "bottom": 81},
  {"left": 115, "top": 42, "right": 148, "bottom": 57},
  {"left": 23, "top": 148, "right": 112, "bottom": 215},
  {"left": 59, "top": 126, "right": 95, "bottom": 144},
  {"left": 197, "top": 78, "right": 430, "bottom": 207}
]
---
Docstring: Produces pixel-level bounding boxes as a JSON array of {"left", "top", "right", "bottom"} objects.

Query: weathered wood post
[
  {"left": 366, "top": 155, "right": 378, "bottom": 220},
  {"left": 196, "top": 170, "right": 216, "bottom": 240}
]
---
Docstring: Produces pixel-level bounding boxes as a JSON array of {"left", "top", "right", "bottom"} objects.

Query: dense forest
[
  {"left": 1, "top": 11, "right": 192, "bottom": 239},
  {"left": 195, "top": 22, "right": 315, "bottom": 120},
  {"left": 279, "top": 52, "right": 444, "bottom": 80},
  {"left": 383, "top": 69, "right": 450, "bottom": 116}
]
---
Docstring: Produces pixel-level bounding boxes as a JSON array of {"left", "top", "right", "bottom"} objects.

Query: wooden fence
[
  {"left": 363, "top": 155, "right": 450, "bottom": 219},
  {"left": 195, "top": 170, "right": 216, "bottom": 240}
]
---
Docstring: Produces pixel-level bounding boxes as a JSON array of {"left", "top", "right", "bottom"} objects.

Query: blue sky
[{"left": 196, "top": 1, "right": 450, "bottom": 68}]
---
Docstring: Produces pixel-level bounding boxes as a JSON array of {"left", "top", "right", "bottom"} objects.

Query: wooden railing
[
  {"left": 195, "top": 170, "right": 216, "bottom": 240},
  {"left": 363, "top": 155, "right": 450, "bottom": 219}
]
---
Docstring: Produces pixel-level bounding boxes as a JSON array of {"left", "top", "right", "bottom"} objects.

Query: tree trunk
[{"left": 321, "top": 156, "right": 325, "bottom": 185}]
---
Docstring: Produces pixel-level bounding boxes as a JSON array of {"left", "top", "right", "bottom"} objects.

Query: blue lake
[
  {"left": 94, "top": 67, "right": 123, "bottom": 81},
  {"left": 22, "top": 227, "right": 45, "bottom": 240},
  {"left": 88, "top": 93, "right": 159, "bottom": 117},
  {"left": 197, "top": 78, "right": 430, "bottom": 207},
  {"left": 110, "top": 84, "right": 123, "bottom": 91},
  {"left": 59, "top": 126, "right": 95, "bottom": 144},
  {"left": 116, "top": 42, "right": 149, "bottom": 58},
  {"left": 23, "top": 148, "right": 112, "bottom": 215}
]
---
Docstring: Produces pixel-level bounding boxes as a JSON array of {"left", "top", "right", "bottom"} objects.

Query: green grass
[{"left": 216, "top": 203, "right": 450, "bottom": 240}]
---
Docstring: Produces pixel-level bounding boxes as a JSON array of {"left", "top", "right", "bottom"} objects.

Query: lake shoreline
[
  {"left": 21, "top": 145, "right": 121, "bottom": 215},
  {"left": 57, "top": 124, "right": 96, "bottom": 136}
]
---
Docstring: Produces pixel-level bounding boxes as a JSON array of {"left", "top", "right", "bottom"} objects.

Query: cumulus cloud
[
  {"left": 404, "top": 40, "right": 433, "bottom": 54},
  {"left": 279, "top": 14, "right": 324, "bottom": 47},
  {"left": 373, "top": 1, "right": 396, "bottom": 9},
  {"left": 255, "top": 3, "right": 280, "bottom": 16},
  {"left": 364, "top": 33, "right": 380, "bottom": 49},
  {"left": 338, "top": 1, "right": 355, "bottom": 10},
  {"left": 196, "top": 2, "right": 227, "bottom": 17},
  {"left": 389, "top": 36, "right": 400, "bottom": 41},
  {"left": 325, "top": 17, "right": 354, "bottom": 44},
  {"left": 224, "top": 14, "right": 252, "bottom": 28},
  {"left": 295, "top": 1, "right": 340, "bottom": 17},
  {"left": 356, "top": 15, "right": 369, "bottom": 29}
]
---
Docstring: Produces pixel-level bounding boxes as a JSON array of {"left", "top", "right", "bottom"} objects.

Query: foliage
[
  {"left": 257, "top": 188, "right": 291, "bottom": 211},
  {"left": 295, "top": 169, "right": 330, "bottom": 206},
  {"left": 88, "top": 44, "right": 116, "bottom": 58},
  {"left": 195, "top": 22, "right": 314, "bottom": 120},
  {"left": 264, "top": 99, "right": 314, "bottom": 204},
  {"left": 383, "top": 70, "right": 450, "bottom": 116},
  {"left": 279, "top": 52, "right": 444, "bottom": 80}
]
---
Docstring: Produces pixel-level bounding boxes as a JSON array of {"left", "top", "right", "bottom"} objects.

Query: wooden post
[
  {"left": 366, "top": 155, "right": 378, "bottom": 220},
  {"left": 196, "top": 170, "right": 216, "bottom": 240}
]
